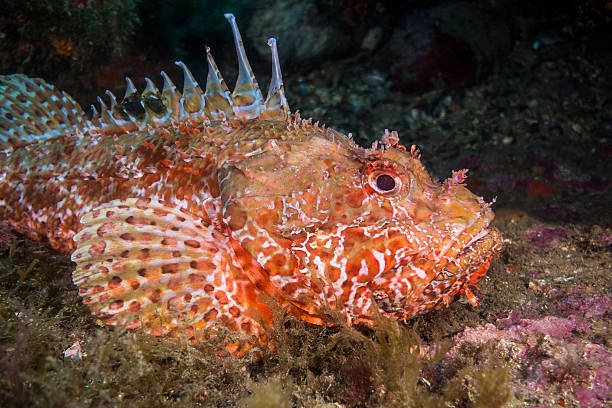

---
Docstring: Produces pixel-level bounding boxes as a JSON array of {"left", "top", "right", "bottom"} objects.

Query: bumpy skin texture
[
  {"left": 0, "top": 113, "right": 501, "bottom": 346},
  {"left": 0, "top": 15, "right": 501, "bottom": 351}
]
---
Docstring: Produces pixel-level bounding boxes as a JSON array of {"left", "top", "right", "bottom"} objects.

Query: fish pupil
[{"left": 376, "top": 174, "right": 396, "bottom": 192}]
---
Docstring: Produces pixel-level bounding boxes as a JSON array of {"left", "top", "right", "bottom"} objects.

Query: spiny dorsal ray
[
  {"left": 263, "top": 38, "right": 290, "bottom": 119},
  {"left": 88, "top": 104, "right": 101, "bottom": 128},
  {"left": 141, "top": 77, "right": 168, "bottom": 124},
  {"left": 160, "top": 71, "right": 181, "bottom": 121},
  {"left": 204, "top": 46, "right": 234, "bottom": 120},
  {"left": 224, "top": 13, "right": 264, "bottom": 121},
  {"left": 105, "top": 90, "right": 133, "bottom": 130},
  {"left": 121, "top": 77, "right": 146, "bottom": 122},
  {"left": 175, "top": 61, "right": 205, "bottom": 118},
  {"left": 96, "top": 95, "right": 117, "bottom": 130}
]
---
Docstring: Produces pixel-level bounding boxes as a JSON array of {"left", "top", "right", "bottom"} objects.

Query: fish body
[{"left": 0, "top": 15, "right": 502, "bottom": 350}]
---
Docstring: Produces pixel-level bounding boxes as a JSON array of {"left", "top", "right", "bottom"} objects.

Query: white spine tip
[
  {"left": 105, "top": 90, "right": 118, "bottom": 103},
  {"left": 160, "top": 71, "right": 176, "bottom": 90},
  {"left": 267, "top": 38, "right": 277, "bottom": 47},
  {"left": 175, "top": 61, "right": 199, "bottom": 90},
  {"left": 125, "top": 76, "right": 136, "bottom": 87},
  {"left": 97, "top": 96, "right": 107, "bottom": 109},
  {"left": 124, "top": 77, "right": 137, "bottom": 96},
  {"left": 144, "top": 77, "right": 155, "bottom": 89},
  {"left": 224, "top": 13, "right": 235, "bottom": 22}
]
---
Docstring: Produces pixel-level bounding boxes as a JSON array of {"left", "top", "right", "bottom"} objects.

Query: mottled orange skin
[
  {"left": 0, "top": 114, "right": 502, "bottom": 347},
  {"left": 218, "top": 120, "right": 502, "bottom": 325}
]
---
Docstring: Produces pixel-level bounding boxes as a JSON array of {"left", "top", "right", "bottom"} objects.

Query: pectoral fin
[{"left": 71, "top": 197, "right": 271, "bottom": 350}]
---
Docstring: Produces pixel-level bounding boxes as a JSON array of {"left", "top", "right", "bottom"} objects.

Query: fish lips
[{"left": 370, "top": 220, "right": 503, "bottom": 320}]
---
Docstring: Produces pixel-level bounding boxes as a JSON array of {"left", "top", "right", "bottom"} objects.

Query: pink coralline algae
[
  {"left": 523, "top": 226, "right": 569, "bottom": 249},
  {"left": 450, "top": 296, "right": 611, "bottom": 407}
]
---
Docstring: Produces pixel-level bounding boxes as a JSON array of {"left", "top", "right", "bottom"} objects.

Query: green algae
[{"left": 243, "top": 377, "right": 291, "bottom": 408}]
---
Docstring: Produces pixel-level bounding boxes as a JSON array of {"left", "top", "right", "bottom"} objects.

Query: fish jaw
[
  {"left": 369, "top": 225, "right": 503, "bottom": 320},
  {"left": 366, "top": 183, "right": 503, "bottom": 322}
]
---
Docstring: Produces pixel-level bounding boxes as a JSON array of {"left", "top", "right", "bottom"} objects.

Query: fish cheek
[{"left": 345, "top": 189, "right": 367, "bottom": 208}]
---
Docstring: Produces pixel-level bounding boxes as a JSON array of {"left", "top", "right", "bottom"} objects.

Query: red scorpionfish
[{"left": 0, "top": 14, "right": 502, "bottom": 353}]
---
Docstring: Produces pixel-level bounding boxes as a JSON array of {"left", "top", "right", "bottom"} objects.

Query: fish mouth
[
  {"left": 406, "top": 224, "right": 503, "bottom": 316},
  {"left": 372, "top": 215, "right": 503, "bottom": 319},
  {"left": 437, "top": 225, "right": 503, "bottom": 286}
]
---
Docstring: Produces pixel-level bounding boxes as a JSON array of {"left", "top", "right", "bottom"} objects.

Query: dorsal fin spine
[
  {"left": 141, "top": 77, "right": 168, "bottom": 126},
  {"left": 263, "top": 38, "right": 290, "bottom": 119},
  {"left": 124, "top": 77, "right": 138, "bottom": 98},
  {"left": 97, "top": 95, "right": 118, "bottom": 131},
  {"left": 105, "top": 90, "right": 135, "bottom": 131},
  {"left": 120, "top": 77, "right": 148, "bottom": 129},
  {"left": 160, "top": 71, "right": 181, "bottom": 121},
  {"left": 224, "top": 13, "right": 264, "bottom": 120},
  {"left": 204, "top": 47, "right": 234, "bottom": 121},
  {"left": 175, "top": 61, "right": 206, "bottom": 119},
  {"left": 143, "top": 77, "right": 157, "bottom": 94},
  {"left": 87, "top": 104, "right": 101, "bottom": 128}
]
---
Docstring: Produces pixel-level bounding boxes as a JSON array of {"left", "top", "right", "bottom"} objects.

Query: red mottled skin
[
  {"left": 0, "top": 114, "right": 502, "bottom": 350},
  {"left": 0, "top": 15, "right": 501, "bottom": 353}
]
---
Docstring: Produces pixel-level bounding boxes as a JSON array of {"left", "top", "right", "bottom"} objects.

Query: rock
[
  {"left": 523, "top": 226, "right": 569, "bottom": 250},
  {"left": 385, "top": 2, "right": 513, "bottom": 94},
  {"left": 448, "top": 298, "right": 612, "bottom": 408},
  {"left": 361, "top": 26, "right": 383, "bottom": 51},
  {"left": 246, "top": 0, "right": 354, "bottom": 68}
]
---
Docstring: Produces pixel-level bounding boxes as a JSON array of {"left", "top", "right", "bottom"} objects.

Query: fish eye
[
  {"left": 376, "top": 174, "right": 395, "bottom": 191},
  {"left": 369, "top": 171, "right": 402, "bottom": 196}
]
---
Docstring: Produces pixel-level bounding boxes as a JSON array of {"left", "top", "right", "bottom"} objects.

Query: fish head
[
  {"left": 348, "top": 138, "right": 503, "bottom": 320},
  {"left": 220, "top": 122, "right": 502, "bottom": 323}
]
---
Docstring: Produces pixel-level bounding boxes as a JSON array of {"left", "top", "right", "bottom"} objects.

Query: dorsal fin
[
  {"left": 1, "top": 14, "right": 293, "bottom": 146},
  {"left": 224, "top": 13, "right": 265, "bottom": 120},
  {"left": 0, "top": 74, "right": 87, "bottom": 148}
]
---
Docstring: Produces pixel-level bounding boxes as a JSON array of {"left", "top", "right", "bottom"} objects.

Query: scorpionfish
[{"left": 0, "top": 14, "right": 502, "bottom": 351}]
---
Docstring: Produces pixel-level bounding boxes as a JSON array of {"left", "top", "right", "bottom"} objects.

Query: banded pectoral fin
[{"left": 71, "top": 197, "right": 273, "bottom": 352}]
